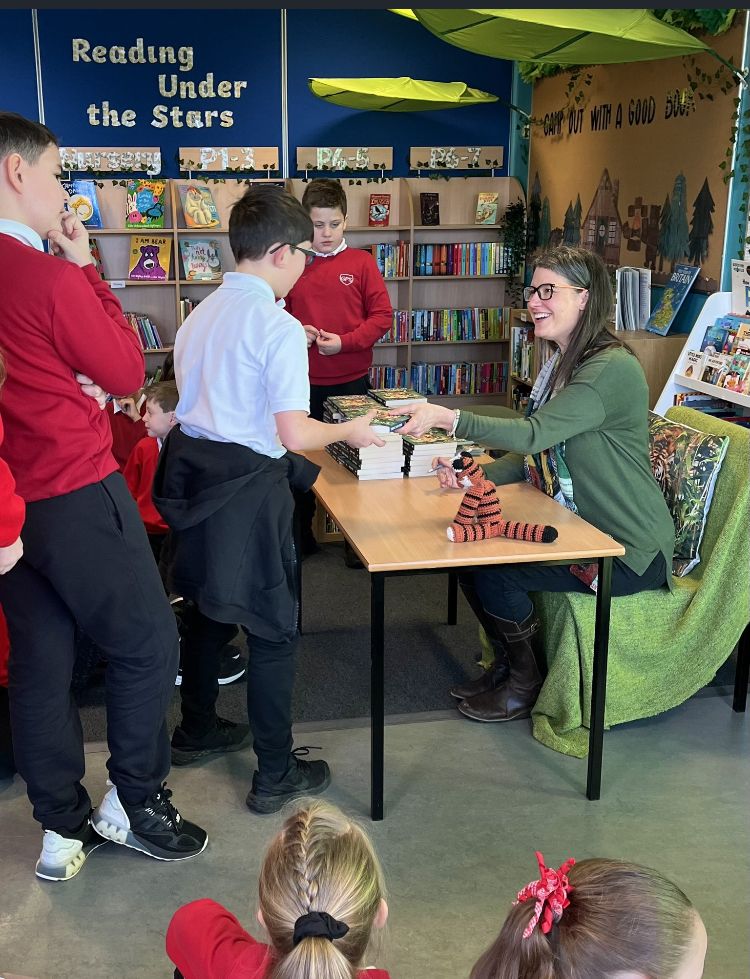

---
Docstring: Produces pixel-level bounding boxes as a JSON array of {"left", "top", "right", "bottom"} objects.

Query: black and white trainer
[
  {"left": 35, "top": 817, "right": 108, "bottom": 881},
  {"left": 91, "top": 782, "right": 207, "bottom": 861}
]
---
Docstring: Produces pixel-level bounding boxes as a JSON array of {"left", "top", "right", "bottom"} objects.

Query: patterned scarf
[{"left": 522, "top": 351, "right": 598, "bottom": 592}]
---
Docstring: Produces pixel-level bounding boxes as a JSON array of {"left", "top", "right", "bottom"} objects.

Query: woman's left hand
[{"left": 386, "top": 402, "right": 455, "bottom": 437}]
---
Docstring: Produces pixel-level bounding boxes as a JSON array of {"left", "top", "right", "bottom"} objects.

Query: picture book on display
[
  {"left": 644, "top": 264, "right": 701, "bottom": 335},
  {"left": 88, "top": 237, "right": 105, "bottom": 279},
  {"left": 730, "top": 258, "right": 750, "bottom": 315},
  {"left": 128, "top": 235, "right": 172, "bottom": 280},
  {"left": 178, "top": 183, "right": 221, "bottom": 229},
  {"left": 368, "top": 194, "right": 391, "bottom": 227},
  {"left": 62, "top": 179, "right": 102, "bottom": 228},
  {"left": 475, "top": 192, "right": 499, "bottom": 225},
  {"left": 179, "top": 238, "right": 222, "bottom": 281},
  {"left": 419, "top": 192, "right": 440, "bottom": 226},
  {"left": 125, "top": 179, "right": 166, "bottom": 229}
]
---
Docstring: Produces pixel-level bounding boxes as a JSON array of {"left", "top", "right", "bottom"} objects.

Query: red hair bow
[{"left": 514, "top": 851, "right": 576, "bottom": 939}]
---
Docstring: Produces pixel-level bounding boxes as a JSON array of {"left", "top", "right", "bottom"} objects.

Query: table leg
[
  {"left": 370, "top": 572, "right": 385, "bottom": 820},
  {"left": 586, "top": 556, "right": 613, "bottom": 801},
  {"left": 447, "top": 572, "right": 458, "bottom": 625}
]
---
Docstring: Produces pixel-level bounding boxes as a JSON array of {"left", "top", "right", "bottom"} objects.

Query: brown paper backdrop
[{"left": 528, "top": 20, "right": 745, "bottom": 292}]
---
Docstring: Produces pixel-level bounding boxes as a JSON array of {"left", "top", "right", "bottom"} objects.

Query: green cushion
[{"left": 648, "top": 411, "right": 729, "bottom": 576}]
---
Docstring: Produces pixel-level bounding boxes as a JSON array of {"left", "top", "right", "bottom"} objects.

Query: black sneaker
[
  {"left": 171, "top": 716, "right": 251, "bottom": 766},
  {"left": 218, "top": 647, "right": 247, "bottom": 685},
  {"left": 246, "top": 748, "right": 331, "bottom": 815},
  {"left": 91, "top": 782, "right": 207, "bottom": 861}
]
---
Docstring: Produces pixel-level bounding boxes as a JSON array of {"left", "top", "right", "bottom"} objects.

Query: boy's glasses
[
  {"left": 269, "top": 242, "right": 316, "bottom": 266},
  {"left": 523, "top": 283, "right": 587, "bottom": 302}
]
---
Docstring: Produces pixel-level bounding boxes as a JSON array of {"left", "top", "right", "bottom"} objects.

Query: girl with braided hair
[
  {"left": 167, "top": 799, "right": 390, "bottom": 979},
  {"left": 470, "top": 852, "right": 707, "bottom": 979}
]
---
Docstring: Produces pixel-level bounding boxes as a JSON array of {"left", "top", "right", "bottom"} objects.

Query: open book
[{"left": 615, "top": 266, "right": 651, "bottom": 331}]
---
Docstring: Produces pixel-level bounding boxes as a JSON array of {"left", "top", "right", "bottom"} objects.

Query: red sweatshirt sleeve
[
  {"left": 50, "top": 264, "right": 144, "bottom": 396},
  {"left": 166, "top": 899, "right": 272, "bottom": 979},
  {"left": 337, "top": 259, "right": 393, "bottom": 354},
  {"left": 0, "top": 418, "right": 24, "bottom": 547}
]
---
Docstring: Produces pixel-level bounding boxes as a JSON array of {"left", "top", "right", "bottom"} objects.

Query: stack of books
[
  {"left": 323, "top": 395, "right": 408, "bottom": 480},
  {"left": 402, "top": 430, "right": 468, "bottom": 477}
]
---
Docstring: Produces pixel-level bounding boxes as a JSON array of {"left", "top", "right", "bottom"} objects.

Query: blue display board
[
  {"left": 35, "top": 9, "right": 282, "bottom": 176},
  {"left": 286, "top": 9, "right": 513, "bottom": 177},
  {"left": 0, "top": 11, "right": 39, "bottom": 122}
]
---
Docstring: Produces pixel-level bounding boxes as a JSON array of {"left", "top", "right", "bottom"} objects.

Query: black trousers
[
  {"left": 179, "top": 604, "right": 296, "bottom": 776},
  {"left": 0, "top": 473, "right": 179, "bottom": 833},
  {"left": 296, "top": 374, "right": 371, "bottom": 541},
  {"left": 472, "top": 552, "right": 668, "bottom": 624}
]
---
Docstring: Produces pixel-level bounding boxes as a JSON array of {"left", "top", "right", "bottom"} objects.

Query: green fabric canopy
[
  {"left": 308, "top": 76, "right": 498, "bottom": 112},
  {"left": 411, "top": 9, "right": 709, "bottom": 64}
]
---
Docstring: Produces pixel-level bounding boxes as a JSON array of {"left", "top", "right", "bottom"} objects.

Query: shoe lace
[
  {"left": 291, "top": 745, "right": 321, "bottom": 760},
  {"left": 149, "top": 783, "right": 181, "bottom": 829}
]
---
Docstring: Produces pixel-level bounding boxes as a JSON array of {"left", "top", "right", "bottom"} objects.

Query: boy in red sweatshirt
[
  {"left": 285, "top": 179, "right": 392, "bottom": 560},
  {"left": 0, "top": 112, "right": 206, "bottom": 881}
]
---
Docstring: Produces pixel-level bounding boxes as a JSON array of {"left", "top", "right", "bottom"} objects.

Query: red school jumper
[
  {"left": 167, "top": 899, "right": 391, "bottom": 979},
  {"left": 0, "top": 413, "right": 25, "bottom": 686},
  {"left": 285, "top": 247, "right": 392, "bottom": 386},
  {"left": 123, "top": 435, "right": 168, "bottom": 534}
]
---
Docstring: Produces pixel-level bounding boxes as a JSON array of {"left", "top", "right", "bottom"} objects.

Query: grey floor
[{"left": 0, "top": 691, "right": 747, "bottom": 979}]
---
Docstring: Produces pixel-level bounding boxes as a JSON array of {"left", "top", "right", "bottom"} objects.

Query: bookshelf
[{"left": 655, "top": 291, "right": 750, "bottom": 418}]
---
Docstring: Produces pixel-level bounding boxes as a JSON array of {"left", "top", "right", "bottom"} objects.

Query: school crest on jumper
[{"left": 339, "top": 273, "right": 354, "bottom": 285}]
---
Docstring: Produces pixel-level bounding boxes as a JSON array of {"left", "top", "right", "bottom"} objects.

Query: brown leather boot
[
  {"left": 449, "top": 577, "right": 509, "bottom": 700},
  {"left": 457, "top": 611, "right": 546, "bottom": 723}
]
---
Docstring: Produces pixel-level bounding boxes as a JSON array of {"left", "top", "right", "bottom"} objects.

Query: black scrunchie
[{"left": 292, "top": 911, "right": 350, "bottom": 947}]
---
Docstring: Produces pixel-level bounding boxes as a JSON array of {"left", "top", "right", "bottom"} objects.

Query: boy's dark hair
[
  {"left": 229, "top": 186, "right": 313, "bottom": 263},
  {"left": 143, "top": 380, "right": 179, "bottom": 413},
  {"left": 301, "top": 178, "right": 347, "bottom": 217},
  {"left": 0, "top": 111, "right": 58, "bottom": 164}
]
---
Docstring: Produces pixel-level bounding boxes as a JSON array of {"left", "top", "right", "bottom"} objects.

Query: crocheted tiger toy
[{"left": 447, "top": 452, "right": 558, "bottom": 544}]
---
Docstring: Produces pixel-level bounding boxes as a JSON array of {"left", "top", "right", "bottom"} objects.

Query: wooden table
[{"left": 306, "top": 451, "right": 625, "bottom": 819}]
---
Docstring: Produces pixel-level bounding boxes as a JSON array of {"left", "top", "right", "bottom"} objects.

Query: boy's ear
[
  {"left": 1, "top": 152, "right": 26, "bottom": 194},
  {"left": 269, "top": 242, "right": 289, "bottom": 268}
]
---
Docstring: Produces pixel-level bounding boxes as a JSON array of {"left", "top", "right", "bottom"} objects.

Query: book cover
[
  {"left": 700, "top": 352, "right": 730, "bottom": 386},
  {"left": 475, "top": 192, "right": 499, "bottom": 225},
  {"left": 88, "top": 236, "right": 105, "bottom": 279},
  {"left": 125, "top": 179, "right": 167, "bottom": 229},
  {"left": 730, "top": 258, "right": 750, "bottom": 316},
  {"left": 644, "top": 264, "right": 701, "bottom": 336},
  {"left": 680, "top": 349, "right": 704, "bottom": 379},
  {"left": 419, "top": 192, "right": 440, "bottom": 226},
  {"left": 128, "top": 235, "right": 172, "bottom": 280},
  {"left": 62, "top": 179, "right": 103, "bottom": 228},
  {"left": 368, "top": 194, "right": 391, "bottom": 227},
  {"left": 179, "top": 238, "right": 222, "bottom": 281},
  {"left": 725, "top": 345, "right": 750, "bottom": 393},
  {"left": 178, "top": 183, "right": 221, "bottom": 229},
  {"left": 369, "top": 387, "right": 427, "bottom": 406}
]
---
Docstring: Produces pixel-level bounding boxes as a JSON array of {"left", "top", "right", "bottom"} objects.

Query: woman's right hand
[{"left": 432, "top": 456, "right": 460, "bottom": 489}]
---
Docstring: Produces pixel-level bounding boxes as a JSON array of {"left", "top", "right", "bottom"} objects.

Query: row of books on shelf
[
  {"left": 179, "top": 297, "right": 201, "bottom": 324},
  {"left": 413, "top": 242, "right": 510, "bottom": 277},
  {"left": 378, "top": 306, "right": 509, "bottom": 344},
  {"left": 510, "top": 326, "right": 555, "bottom": 383},
  {"left": 63, "top": 178, "right": 222, "bottom": 230},
  {"left": 90, "top": 235, "right": 224, "bottom": 282},
  {"left": 369, "top": 242, "right": 410, "bottom": 279},
  {"left": 679, "top": 313, "right": 750, "bottom": 396},
  {"left": 409, "top": 360, "right": 508, "bottom": 397},
  {"left": 125, "top": 312, "right": 165, "bottom": 351}
]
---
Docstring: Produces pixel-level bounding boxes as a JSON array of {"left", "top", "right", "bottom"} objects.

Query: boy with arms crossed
[
  {"left": 0, "top": 112, "right": 206, "bottom": 881},
  {"left": 154, "top": 187, "right": 384, "bottom": 813},
  {"left": 285, "top": 179, "right": 392, "bottom": 559}
]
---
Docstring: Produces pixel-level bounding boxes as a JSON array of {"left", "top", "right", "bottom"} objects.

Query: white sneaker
[{"left": 35, "top": 823, "right": 107, "bottom": 881}]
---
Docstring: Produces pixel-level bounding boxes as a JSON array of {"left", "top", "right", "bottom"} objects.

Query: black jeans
[
  {"left": 472, "top": 552, "right": 668, "bottom": 624},
  {"left": 296, "top": 374, "right": 371, "bottom": 542},
  {"left": 0, "top": 474, "right": 179, "bottom": 833},
  {"left": 180, "top": 604, "right": 296, "bottom": 776}
]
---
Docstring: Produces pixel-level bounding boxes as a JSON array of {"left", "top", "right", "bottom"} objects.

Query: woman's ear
[
  {"left": 577, "top": 288, "right": 590, "bottom": 311},
  {"left": 373, "top": 898, "right": 389, "bottom": 929}
]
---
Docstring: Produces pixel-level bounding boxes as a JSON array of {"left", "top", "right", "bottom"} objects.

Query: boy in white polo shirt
[{"left": 153, "top": 187, "right": 384, "bottom": 814}]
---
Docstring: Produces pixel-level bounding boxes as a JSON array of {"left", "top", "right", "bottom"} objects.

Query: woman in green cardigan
[{"left": 392, "top": 245, "right": 675, "bottom": 724}]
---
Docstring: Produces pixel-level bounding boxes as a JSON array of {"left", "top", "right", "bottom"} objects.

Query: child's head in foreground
[
  {"left": 301, "top": 178, "right": 347, "bottom": 256},
  {"left": 257, "top": 798, "right": 387, "bottom": 979},
  {"left": 229, "top": 185, "right": 313, "bottom": 298},
  {"left": 142, "top": 380, "right": 178, "bottom": 439},
  {"left": 470, "top": 852, "right": 706, "bottom": 979}
]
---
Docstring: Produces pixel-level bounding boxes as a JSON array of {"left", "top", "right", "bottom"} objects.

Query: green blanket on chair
[{"left": 530, "top": 408, "right": 750, "bottom": 758}]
